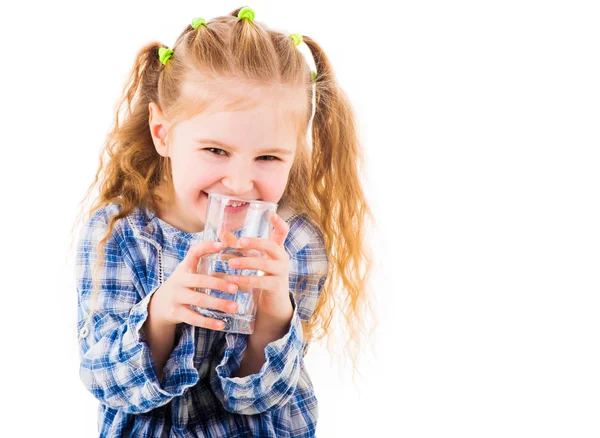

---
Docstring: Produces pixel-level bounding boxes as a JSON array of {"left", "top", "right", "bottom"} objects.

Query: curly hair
[{"left": 75, "top": 7, "right": 375, "bottom": 374}]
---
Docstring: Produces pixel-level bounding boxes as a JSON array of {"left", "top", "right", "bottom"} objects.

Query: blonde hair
[{"left": 76, "top": 7, "right": 375, "bottom": 374}]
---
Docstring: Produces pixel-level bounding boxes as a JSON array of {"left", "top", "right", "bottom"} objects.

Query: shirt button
[{"left": 79, "top": 326, "right": 90, "bottom": 339}]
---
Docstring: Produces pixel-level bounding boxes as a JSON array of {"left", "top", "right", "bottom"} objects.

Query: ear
[{"left": 149, "top": 102, "right": 170, "bottom": 157}]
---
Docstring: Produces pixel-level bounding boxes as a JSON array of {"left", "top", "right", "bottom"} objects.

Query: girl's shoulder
[
  {"left": 278, "top": 205, "right": 326, "bottom": 254},
  {"left": 279, "top": 206, "right": 328, "bottom": 278},
  {"left": 80, "top": 202, "right": 154, "bottom": 243},
  {"left": 85, "top": 202, "right": 122, "bottom": 226}
]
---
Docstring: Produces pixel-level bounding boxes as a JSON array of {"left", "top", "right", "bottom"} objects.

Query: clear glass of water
[{"left": 190, "top": 192, "right": 278, "bottom": 334}]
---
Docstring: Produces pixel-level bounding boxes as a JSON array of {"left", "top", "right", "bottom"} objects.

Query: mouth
[
  {"left": 202, "top": 191, "right": 260, "bottom": 213},
  {"left": 202, "top": 191, "right": 261, "bottom": 203},
  {"left": 225, "top": 201, "right": 250, "bottom": 212}
]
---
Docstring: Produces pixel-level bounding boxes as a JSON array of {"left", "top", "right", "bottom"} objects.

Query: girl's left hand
[{"left": 226, "top": 212, "right": 293, "bottom": 329}]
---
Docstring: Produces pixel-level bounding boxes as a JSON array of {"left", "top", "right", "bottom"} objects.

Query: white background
[{"left": 1, "top": 0, "right": 599, "bottom": 436}]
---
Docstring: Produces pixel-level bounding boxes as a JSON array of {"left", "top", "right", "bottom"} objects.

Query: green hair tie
[
  {"left": 290, "top": 33, "right": 303, "bottom": 46},
  {"left": 158, "top": 47, "right": 173, "bottom": 65},
  {"left": 311, "top": 70, "right": 317, "bottom": 82},
  {"left": 191, "top": 17, "right": 206, "bottom": 29},
  {"left": 238, "top": 7, "right": 255, "bottom": 22}
]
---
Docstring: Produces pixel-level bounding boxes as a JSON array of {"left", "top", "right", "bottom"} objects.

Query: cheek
[
  {"left": 257, "top": 167, "right": 292, "bottom": 201},
  {"left": 171, "top": 157, "right": 216, "bottom": 195}
]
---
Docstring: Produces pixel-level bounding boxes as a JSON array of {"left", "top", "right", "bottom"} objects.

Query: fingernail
[
  {"left": 228, "top": 283, "right": 238, "bottom": 293},
  {"left": 229, "top": 259, "right": 239, "bottom": 267},
  {"left": 228, "top": 303, "right": 238, "bottom": 312},
  {"left": 238, "top": 238, "right": 248, "bottom": 247}
]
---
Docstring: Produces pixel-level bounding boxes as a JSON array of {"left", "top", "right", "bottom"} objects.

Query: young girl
[{"left": 76, "top": 6, "right": 373, "bottom": 437}]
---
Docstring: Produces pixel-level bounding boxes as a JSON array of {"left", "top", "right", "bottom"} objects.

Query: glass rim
[{"left": 206, "top": 192, "right": 278, "bottom": 208}]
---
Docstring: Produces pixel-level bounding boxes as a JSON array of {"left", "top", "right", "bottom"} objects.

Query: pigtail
[
  {"left": 183, "top": 19, "right": 229, "bottom": 73},
  {"left": 79, "top": 42, "right": 170, "bottom": 332},
  {"left": 229, "top": 7, "right": 278, "bottom": 78},
  {"left": 302, "top": 36, "right": 375, "bottom": 372}
]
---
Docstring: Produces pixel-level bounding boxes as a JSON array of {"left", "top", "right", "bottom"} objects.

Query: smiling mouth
[
  {"left": 202, "top": 191, "right": 261, "bottom": 202},
  {"left": 228, "top": 200, "right": 249, "bottom": 207}
]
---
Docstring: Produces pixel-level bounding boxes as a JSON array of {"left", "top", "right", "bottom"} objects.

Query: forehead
[
  {"left": 181, "top": 77, "right": 308, "bottom": 116},
  {"left": 173, "top": 80, "right": 309, "bottom": 149}
]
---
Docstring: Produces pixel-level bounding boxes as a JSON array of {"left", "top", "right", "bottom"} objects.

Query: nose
[{"left": 221, "top": 162, "right": 254, "bottom": 196}]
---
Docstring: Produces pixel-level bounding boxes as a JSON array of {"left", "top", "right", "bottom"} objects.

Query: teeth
[{"left": 229, "top": 201, "right": 248, "bottom": 207}]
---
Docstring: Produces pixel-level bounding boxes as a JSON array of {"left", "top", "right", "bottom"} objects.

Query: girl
[{"left": 76, "top": 6, "right": 373, "bottom": 437}]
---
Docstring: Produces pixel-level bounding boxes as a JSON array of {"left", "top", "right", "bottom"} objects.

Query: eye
[
  {"left": 205, "top": 147, "right": 228, "bottom": 156},
  {"left": 257, "top": 156, "right": 279, "bottom": 161}
]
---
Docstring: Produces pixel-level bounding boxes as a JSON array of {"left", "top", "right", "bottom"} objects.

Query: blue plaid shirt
[{"left": 76, "top": 202, "right": 328, "bottom": 437}]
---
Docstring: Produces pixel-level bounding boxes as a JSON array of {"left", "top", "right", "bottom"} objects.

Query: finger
[
  {"left": 178, "top": 305, "right": 227, "bottom": 330},
  {"left": 179, "top": 240, "right": 224, "bottom": 273},
  {"left": 218, "top": 225, "right": 239, "bottom": 248},
  {"left": 227, "top": 274, "right": 284, "bottom": 292},
  {"left": 177, "top": 288, "right": 238, "bottom": 314},
  {"left": 268, "top": 212, "right": 289, "bottom": 247},
  {"left": 181, "top": 272, "right": 239, "bottom": 294},
  {"left": 236, "top": 236, "right": 287, "bottom": 260},
  {"left": 227, "top": 256, "right": 285, "bottom": 276}
]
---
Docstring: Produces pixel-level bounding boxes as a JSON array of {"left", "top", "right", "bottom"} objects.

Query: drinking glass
[{"left": 191, "top": 192, "right": 277, "bottom": 334}]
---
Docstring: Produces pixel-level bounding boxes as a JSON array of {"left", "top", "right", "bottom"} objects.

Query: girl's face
[{"left": 149, "top": 87, "right": 303, "bottom": 233}]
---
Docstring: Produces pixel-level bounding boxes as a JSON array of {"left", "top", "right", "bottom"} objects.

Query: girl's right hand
[{"left": 147, "top": 240, "right": 239, "bottom": 331}]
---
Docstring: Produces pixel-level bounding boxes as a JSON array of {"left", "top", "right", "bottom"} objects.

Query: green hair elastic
[
  {"left": 191, "top": 17, "right": 206, "bottom": 29},
  {"left": 311, "top": 70, "right": 318, "bottom": 82},
  {"left": 290, "top": 33, "right": 303, "bottom": 46},
  {"left": 158, "top": 47, "right": 173, "bottom": 65},
  {"left": 238, "top": 7, "right": 255, "bottom": 22}
]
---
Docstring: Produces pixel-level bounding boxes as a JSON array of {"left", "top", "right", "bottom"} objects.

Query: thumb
[{"left": 178, "top": 240, "right": 224, "bottom": 273}]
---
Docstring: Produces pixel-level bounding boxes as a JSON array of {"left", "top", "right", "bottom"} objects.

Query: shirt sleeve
[
  {"left": 76, "top": 209, "right": 199, "bottom": 414},
  {"left": 210, "top": 217, "right": 329, "bottom": 415}
]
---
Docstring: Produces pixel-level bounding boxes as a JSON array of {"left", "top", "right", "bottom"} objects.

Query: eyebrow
[{"left": 195, "top": 139, "right": 294, "bottom": 156}]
